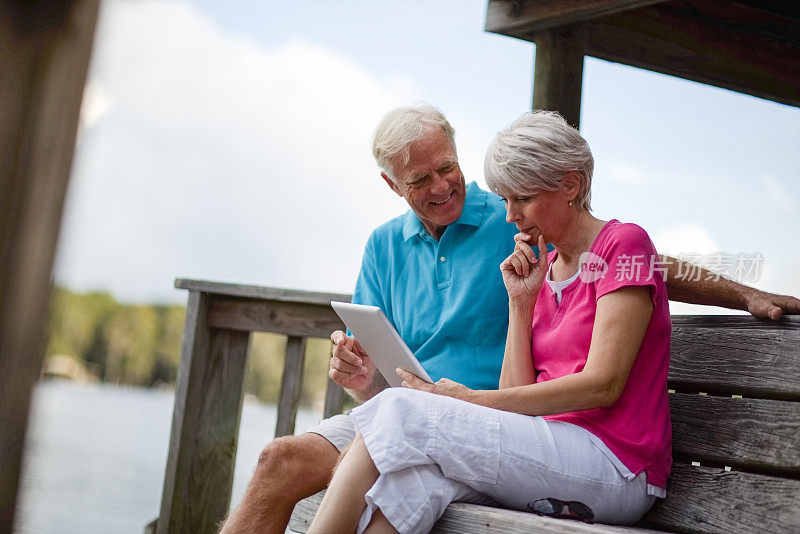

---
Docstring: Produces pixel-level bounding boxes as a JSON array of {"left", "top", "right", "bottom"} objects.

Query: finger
[
  {"left": 536, "top": 234, "right": 549, "bottom": 272},
  {"left": 510, "top": 254, "right": 524, "bottom": 276},
  {"left": 329, "top": 367, "right": 356, "bottom": 382},
  {"left": 331, "top": 355, "right": 366, "bottom": 375},
  {"left": 396, "top": 368, "right": 426, "bottom": 389},
  {"left": 332, "top": 343, "right": 362, "bottom": 368},
  {"left": 515, "top": 240, "right": 538, "bottom": 264},
  {"left": 517, "top": 251, "right": 530, "bottom": 277},
  {"left": 514, "top": 232, "right": 531, "bottom": 244},
  {"left": 330, "top": 330, "right": 346, "bottom": 345}
]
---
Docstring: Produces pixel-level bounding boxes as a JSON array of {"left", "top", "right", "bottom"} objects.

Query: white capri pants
[{"left": 349, "top": 388, "right": 658, "bottom": 534}]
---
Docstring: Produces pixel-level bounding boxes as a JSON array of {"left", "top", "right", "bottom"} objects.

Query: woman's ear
[{"left": 563, "top": 172, "right": 581, "bottom": 201}]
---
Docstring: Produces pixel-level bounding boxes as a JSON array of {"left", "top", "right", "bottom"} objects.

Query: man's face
[{"left": 384, "top": 128, "right": 466, "bottom": 240}]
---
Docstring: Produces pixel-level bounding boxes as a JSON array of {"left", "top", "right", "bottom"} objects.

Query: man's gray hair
[
  {"left": 484, "top": 110, "right": 594, "bottom": 211},
  {"left": 373, "top": 104, "right": 456, "bottom": 183}
]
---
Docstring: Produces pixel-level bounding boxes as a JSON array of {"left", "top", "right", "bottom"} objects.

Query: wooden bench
[
  {"left": 149, "top": 280, "right": 799, "bottom": 533},
  {"left": 289, "top": 315, "right": 800, "bottom": 533}
]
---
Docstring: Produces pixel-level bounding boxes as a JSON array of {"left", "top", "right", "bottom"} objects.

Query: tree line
[{"left": 46, "top": 287, "right": 333, "bottom": 408}]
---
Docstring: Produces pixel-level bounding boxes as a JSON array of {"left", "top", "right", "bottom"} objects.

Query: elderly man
[{"left": 220, "top": 104, "right": 799, "bottom": 534}]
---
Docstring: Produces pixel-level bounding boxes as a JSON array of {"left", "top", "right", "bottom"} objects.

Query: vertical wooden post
[
  {"left": 323, "top": 379, "right": 347, "bottom": 419},
  {"left": 275, "top": 336, "right": 307, "bottom": 437},
  {"left": 532, "top": 25, "right": 586, "bottom": 128},
  {"left": 156, "top": 292, "right": 251, "bottom": 534},
  {"left": 0, "top": 2, "right": 99, "bottom": 532}
]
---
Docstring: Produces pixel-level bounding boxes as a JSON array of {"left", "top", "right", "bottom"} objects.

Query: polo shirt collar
[{"left": 402, "top": 181, "right": 487, "bottom": 241}]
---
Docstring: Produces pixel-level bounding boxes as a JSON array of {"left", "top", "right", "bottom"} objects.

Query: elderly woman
[{"left": 308, "top": 110, "right": 672, "bottom": 534}]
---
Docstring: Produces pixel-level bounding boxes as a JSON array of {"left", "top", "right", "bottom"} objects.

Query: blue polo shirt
[{"left": 352, "top": 182, "right": 518, "bottom": 390}]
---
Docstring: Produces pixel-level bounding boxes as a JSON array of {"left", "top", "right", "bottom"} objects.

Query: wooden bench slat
[
  {"left": 643, "top": 463, "right": 800, "bottom": 533},
  {"left": 669, "top": 393, "right": 800, "bottom": 475},
  {"left": 289, "top": 491, "right": 663, "bottom": 533},
  {"left": 668, "top": 319, "right": 800, "bottom": 400}
]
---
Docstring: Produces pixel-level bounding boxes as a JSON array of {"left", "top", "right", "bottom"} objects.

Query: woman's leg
[
  {"left": 362, "top": 509, "right": 398, "bottom": 534},
  {"left": 307, "top": 433, "right": 378, "bottom": 534}
]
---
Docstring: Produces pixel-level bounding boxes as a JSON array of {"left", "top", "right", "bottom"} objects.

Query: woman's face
[{"left": 499, "top": 185, "right": 572, "bottom": 245}]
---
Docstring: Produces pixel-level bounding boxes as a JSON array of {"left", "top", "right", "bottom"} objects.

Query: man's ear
[{"left": 381, "top": 173, "right": 404, "bottom": 197}]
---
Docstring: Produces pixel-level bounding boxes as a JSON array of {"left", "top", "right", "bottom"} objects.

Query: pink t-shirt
[{"left": 533, "top": 220, "right": 672, "bottom": 490}]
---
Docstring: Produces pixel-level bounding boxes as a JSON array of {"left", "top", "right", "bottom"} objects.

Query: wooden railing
[{"left": 148, "top": 279, "right": 352, "bottom": 534}]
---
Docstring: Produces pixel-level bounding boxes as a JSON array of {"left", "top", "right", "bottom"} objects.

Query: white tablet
[{"left": 331, "top": 301, "right": 433, "bottom": 387}]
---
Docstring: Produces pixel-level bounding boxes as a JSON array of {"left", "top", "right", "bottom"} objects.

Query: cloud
[
  {"left": 653, "top": 224, "right": 721, "bottom": 257},
  {"left": 604, "top": 162, "right": 651, "bottom": 187},
  {"left": 58, "top": 0, "right": 421, "bottom": 302},
  {"left": 759, "top": 172, "right": 796, "bottom": 210}
]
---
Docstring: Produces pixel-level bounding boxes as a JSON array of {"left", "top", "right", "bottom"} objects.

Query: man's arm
[{"left": 662, "top": 255, "right": 800, "bottom": 320}]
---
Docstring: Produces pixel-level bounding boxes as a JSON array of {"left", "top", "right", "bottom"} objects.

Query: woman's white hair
[
  {"left": 373, "top": 104, "right": 456, "bottom": 183},
  {"left": 484, "top": 110, "right": 594, "bottom": 211}
]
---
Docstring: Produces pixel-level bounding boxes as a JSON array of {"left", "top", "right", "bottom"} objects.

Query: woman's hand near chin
[{"left": 501, "top": 233, "right": 549, "bottom": 304}]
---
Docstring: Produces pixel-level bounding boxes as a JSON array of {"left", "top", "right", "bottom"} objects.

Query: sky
[{"left": 56, "top": 0, "right": 800, "bottom": 315}]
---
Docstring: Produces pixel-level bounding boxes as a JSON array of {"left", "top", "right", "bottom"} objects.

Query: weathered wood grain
[
  {"left": 532, "top": 25, "right": 586, "bottom": 128},
  {"left": 289, "top": 490, "right": 663, "bottom": 533},
  {"left": 275, "top": 336, "right": 306, "bottom": 437},
  {"left": 670, "top": 393, "right": 800, "bottom": 475},
  {"left": 175, "top": 278, "right": 350, "bottom": 306},
  {"left": 323, "top": 379, "right": 348, "bottom": 420},
  {"left": 644, "top": 463, "right": 800, "bottom": 533},
  {"left": 582, "top": 1, "right": 800, "bottom": 108},
  {"left": 668, "top": 323, "right": 800, "bottom": 400},
  {"left": 156, "top": 292, "right": 251, "bottom": 534},
  {"left": 485, "top": 0, "right": 800, "bottom": 107},
  {"left": 207, "top": 296, "right": 346, "bottom": 338},
  {"left": 0, "top": 2, "right": 99, "bottom": 532},
  {"left": 485, "top": 0, "right": 665, "bottom": 33}
]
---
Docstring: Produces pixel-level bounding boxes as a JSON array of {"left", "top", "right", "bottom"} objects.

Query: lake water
[{"left": 15, "top": 380, "right": 324, "bottom": 533}]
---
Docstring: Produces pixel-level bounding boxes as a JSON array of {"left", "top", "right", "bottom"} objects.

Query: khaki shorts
[{"left": 304, "top": 412, "right": 356, "bottom": 452}]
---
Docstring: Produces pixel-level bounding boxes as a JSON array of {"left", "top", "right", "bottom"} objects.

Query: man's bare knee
[{"left": 255, "top": 433, "right": 341, "bottom": 494}]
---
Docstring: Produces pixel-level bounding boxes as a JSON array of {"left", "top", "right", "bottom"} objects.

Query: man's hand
[
  {"left": 329, "top": 331, "right": 383, "bottom": 401},
  {"left": 744, "top": 288, "right": 800, "bottom": 320}
]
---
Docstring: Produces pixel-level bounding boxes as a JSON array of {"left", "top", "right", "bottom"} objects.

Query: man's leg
[{"left": 219, "top": 432, "right": 340, "bottom": 534}]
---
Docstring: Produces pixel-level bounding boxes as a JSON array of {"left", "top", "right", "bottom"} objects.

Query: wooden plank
[
  {"left": 434, "top": 503, "right": 663, "bottom": 533},
  {"left": 668, "top": 321, "right": 800, "bottom": 400},
  {"left": 643, "top": 463, "right": 800, "bottom": 533},
  {"left": 582, "top": 0, "right": 800, "bottom": 108},
  {"left": 275, "top": 336, "right": 306, "bottom": 437},
  {"left": 486, "top": 0, "right": 800, "bottom": 108},
  {"left": 157, "top": 291, "right": 251, "bottom": 534},
  {"left": 291, "top": 466, "right": 800, "bottom": 534},
  {"left": 175, "top": 278, "right": 350, "bottom": 306},
  {"left": 0, "top": 2, "right": 99, "bottom": 533},
  {"left": 485, "top": 0, "right": 666, "bottom": 34},
  {"left": 207, "top": 295, "right": 346, "bottom": 338},
  {"left": 532, "top": 25, "right": 586, "bottom": 128},
  {"left": 323, "top": 379, "right": 348, "bottom": 419},
  {"left": 670, "top": 393, "right": 800, "bottom": 475},
  {"left": 290, "top": 490, "right": 662, "bottom": 533}
]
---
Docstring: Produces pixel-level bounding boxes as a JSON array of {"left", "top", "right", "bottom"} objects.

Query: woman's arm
[
  {"left": 497, "top": 233, "right": 548, "bottom": 389},
  {"left": 400, "top": 285, "right": 654, "bottom": 416},
  {"left": 499, "top": 298, "right": 537, "bottom": 389}
]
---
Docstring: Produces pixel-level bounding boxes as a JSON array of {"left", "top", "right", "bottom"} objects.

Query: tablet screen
[{"left": 331, "top": 301, "right": 433, "bottom": 387}]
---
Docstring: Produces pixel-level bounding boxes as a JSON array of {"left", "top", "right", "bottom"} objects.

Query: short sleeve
[
  {"left": 594, "top": 223, "right": 662, "bottom": 305},
  {"left": 352, "top": 232, "right": 384, "bottom": 308}
]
